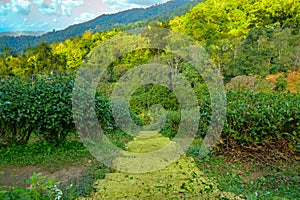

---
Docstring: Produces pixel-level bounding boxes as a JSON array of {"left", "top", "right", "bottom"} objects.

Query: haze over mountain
[{"left": 0, "top": 31, "right": 46, "bottom": 37}]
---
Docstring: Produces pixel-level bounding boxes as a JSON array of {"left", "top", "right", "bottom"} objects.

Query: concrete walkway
[{"left": 84, "top": 131, "right": 240, "bottom": 199}]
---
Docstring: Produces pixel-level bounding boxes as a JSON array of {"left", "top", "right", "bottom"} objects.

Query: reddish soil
[{"left": 266, "top": 71, "right": 300, "bottom": 93}]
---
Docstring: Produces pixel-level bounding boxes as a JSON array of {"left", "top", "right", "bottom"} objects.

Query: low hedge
[
  {"left": 161, "top": 90, "right": 299, "bottom": 149},
  {"left": 0, "top": 75, "right": 114, "bottom": 146},
  {"left": 224, "top": 90, "right": 299, "bottom": 147},
  {"left": 1, "top": 75, "right": 299, "bottom": 149}
]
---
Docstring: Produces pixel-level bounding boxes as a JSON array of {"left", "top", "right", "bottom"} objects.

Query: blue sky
[{"left": 0, "top": 0, "right": 170, "bottom": 33}]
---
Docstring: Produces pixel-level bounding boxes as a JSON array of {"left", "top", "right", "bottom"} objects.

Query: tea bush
[
  {"left": 30, "top": 75, "right": 75, "bottom": 144},
  {"left": 1, "top": 75, "right": 299, "bottom": 149},
  {"left": 0, "top": 77, "right": 35, "bottom": 146},
  {"left": 224, "top": 90, "right": 300, "bottom": 147},
  {"left": 0, "top": 75, "right": 115, "bottom": 146},
  {"left": 159, "top": 90, "right": 299, "bottom": 148}
]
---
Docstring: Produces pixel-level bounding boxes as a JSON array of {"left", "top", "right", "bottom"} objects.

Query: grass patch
[
  {"left": 0, "top": 131, "right": 132, "bottom": 169},
  {"left": 0, "top": 140, "right": 90, "bottom": 169},
  {"left": 193, "top": 153, "right": 300, "bottom": 199},
  {"left": 1, "top": 133, "right": 299, "bottom": 199},
  {"left": 0, "top": 132, "right": 130, "bottom": 199}
]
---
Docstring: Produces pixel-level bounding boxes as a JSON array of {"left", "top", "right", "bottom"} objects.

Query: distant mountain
[
  {"left": 0, "top": 31, "right": 45, "bottom": 37},
  {"left": 0, "top": 0, "right": 201, "bottom": 53}
]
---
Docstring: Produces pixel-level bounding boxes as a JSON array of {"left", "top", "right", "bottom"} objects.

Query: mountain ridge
[
  {"left": 0, "top": 31, "right": 46, "bottom": 37},
  {"left": 0, "top": 0, "right": 201, "bottom": 53}
]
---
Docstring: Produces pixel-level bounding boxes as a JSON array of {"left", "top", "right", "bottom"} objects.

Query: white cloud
[
  {"left": 33, "top": 0, "right": 84, "bottom": 16},
  {"left": 0, "top": 0, "right": 31, "bottom": 15},
  {"left": 74, "top": 12, "right": 96, "bottom": 24},
  {"left": 32, "top": 0, "right": 58, "bottom": 15},
  {"left": 60, "top": 0, "right": 84, "bottom": 16},
  {"left": 0, "top": 0, "right": 84, "bottom": 16},
  {"left": 103, "top": 0, "right": 169, "bottom": 11}
]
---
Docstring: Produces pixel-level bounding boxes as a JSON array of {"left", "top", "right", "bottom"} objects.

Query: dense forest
[
  {"left": 169, "top": 0, "right": 300, "bottom": 77},
  {"left": 1, "top": 0, "right": 299, "bottom": 79}
]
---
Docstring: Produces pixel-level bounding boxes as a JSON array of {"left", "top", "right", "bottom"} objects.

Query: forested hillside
[
  {"left": 1, "top": 0, "right": 299, "bottom": 81},
  {"left": 0, "top": 0, "right": 201, "bottom": 53},
  {"left": 169, "top": 0, "right": 300, "bottom": 77}
]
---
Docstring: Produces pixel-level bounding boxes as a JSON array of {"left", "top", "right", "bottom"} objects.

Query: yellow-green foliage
[
  {"left": 169, "top": 0, "right": 300, "bottom": 41},
  {"left": 51, "top": 29, "right": 122, "bottom": 70}
]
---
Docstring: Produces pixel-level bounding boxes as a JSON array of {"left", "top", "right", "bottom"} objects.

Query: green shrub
[
  {"left": 0, "top": 75, "right": 76, "bottom": 145},
  {"left": 226, "top": 75, "right": 275, "bottom": 93},
  {"left": 0, "top": 77, "right": 34, "bottom": 146},
  {"left": 161, "top": 110, "right": 181, "bottom": 138},
  {"left": 1, "top": 74, "right": 298, "bottom": 149},
  {"left": 224, "top": 90, "right": 300, "bottom": 147},
  {"left": 0, "top": 75, "right": 115, "bottom": 146},
  {"left": 275, "top": 75, "right": 288, "bottom": 92},
  {"left": 160, "top": 90, "right": 299, "bottom": 149},
  {"left": 0, "top": 172, "right": 61, "bottom": 200},
  {"left": 30, "top": 75, "right": 75, "bottom": 144}
]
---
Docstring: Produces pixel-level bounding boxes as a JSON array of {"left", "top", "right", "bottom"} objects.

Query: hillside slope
[{"left": 0, "top": 0, "right": 201, "bottom": 53}]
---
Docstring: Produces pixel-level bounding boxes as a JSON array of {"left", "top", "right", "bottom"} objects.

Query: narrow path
[{"left": 84, "top": 132, "right": 240, "bottom": 199}]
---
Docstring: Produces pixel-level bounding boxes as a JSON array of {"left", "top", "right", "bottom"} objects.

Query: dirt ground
[{"left": 1, "top": 164, "right": 85, "bottom": 187}]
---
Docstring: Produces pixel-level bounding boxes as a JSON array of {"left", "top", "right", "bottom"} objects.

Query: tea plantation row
[{"left": 0, "top": 75, "right": 299, "bottom": 149}]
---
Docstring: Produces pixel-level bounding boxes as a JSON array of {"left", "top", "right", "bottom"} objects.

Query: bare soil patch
[{"left": 1, "top": 163, "right": 86, "bottom": 187}]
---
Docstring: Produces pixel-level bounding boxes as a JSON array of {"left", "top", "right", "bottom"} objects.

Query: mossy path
[{"left": 83, "top": 132, "right": 240, "bottom": 199}]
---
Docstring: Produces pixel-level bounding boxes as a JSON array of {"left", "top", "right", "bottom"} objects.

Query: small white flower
[{"left": 50, "top": 185, "right": 63, "bottom": 200}]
